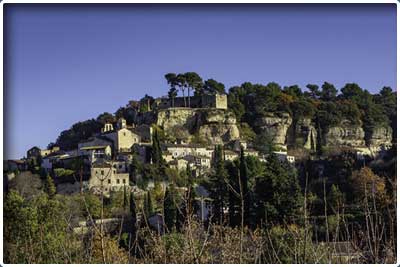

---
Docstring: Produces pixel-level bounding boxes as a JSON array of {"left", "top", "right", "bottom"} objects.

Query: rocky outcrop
[
  {"left": 294, "top": 117, "right": 317, "bottom": 151},
  {"left": 254, "top": 112, "right": 292, "bottom": 147},
  {"left": 366, "top": 126, "right": 392, "bottom": 148},
  {"left": 323, "top": 120, "right": 365, "bottom": 147},
  {"left": 156, "top": 108, "right": 239, "bottom": 144},
  {"left": 157, "top": 109, "right": 197, "bottom": 133},
  {"left": 197, "top": 109, "right": 239, "bottom": 144},
  {"left": 152, "top": 107, "right": 393, "bottom": 154}
]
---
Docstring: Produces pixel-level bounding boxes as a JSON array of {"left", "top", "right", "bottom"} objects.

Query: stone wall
[{"left": 157, "top": 94, "right": 227, "bottom": 110}]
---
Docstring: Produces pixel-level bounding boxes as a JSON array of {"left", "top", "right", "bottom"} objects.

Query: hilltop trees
[
  {"left": 164, "top": 72, "right": 226, "bottom": 107},
  {"left": 184, "top": 72, "right": 203, "bottom": 107},
  {"left": 203, "top": 78, "right": 226, "bottom": 95},
  {"left": 56, "top": 119, "right": 102, "bottom": 150}
]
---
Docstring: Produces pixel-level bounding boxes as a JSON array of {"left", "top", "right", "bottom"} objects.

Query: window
[
  {"left": 113, "top": 170, "right": 116, "bottom": 174},
  {"left": 95, "top": 170, "right": 98, "bottom": 174},
  {"left": 123, "top": 179, "right": 126, "bottom": 184},
  {"left": 123, "top": 132, "right": 126, "bottom": 136},
  {"left": 101, "top": 170, "right": 104, "bottom": 175},
  {"left": 108, "top": 179, "right": 111, "bottom": 184},
  {"left": 119, "top": 165, "right": 122, "bottom": 169},
  {"left": 117, "top": 179, "right": 120, "bottom": 184}
]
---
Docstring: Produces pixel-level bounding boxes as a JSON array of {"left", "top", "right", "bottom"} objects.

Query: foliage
[
  {"left": 350, "top": 167, "right": 387, "bottom": 205},
  {"left": 55, "top": 119, "right": 102, "bottom": 151},
  {"left": 44, "top": 174, "right": 56, "bottom": 198},
  {"left": 164, "top": 185, "right": 178, "bottom": 231},
  {"left": 255, "top": 154, "right": 302, "bottom": 225},
  {"left": 207, "top": 145, "right": 228, "bottom": 224},
  {"left": 4, "top": 190, "right": 74, "bottom": 263},
  {"left": 8, "top": 171, "right": 43, "bottom": 200},
  {"left": 53, "top": 168, "right": 75, "bottom": 177}
]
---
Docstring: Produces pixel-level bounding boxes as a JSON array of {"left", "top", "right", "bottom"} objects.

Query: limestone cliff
[
  {"left": 323, "top": 120, "right": 366, "bottom": 147},
  {"left": 291, "top": 117, "right": 317, "bottom": 151},
  {"left": 366, "top": 126, "right": 392, "bottom": 148},
  {"left": 156, "top": 108, "right": 239, "bottom": 144},
  {"left": 254, "top": 112, "right": 292, "bottom": 148},
  {"left": 140, "top": 107, "right": 392, "bottom": 154}
]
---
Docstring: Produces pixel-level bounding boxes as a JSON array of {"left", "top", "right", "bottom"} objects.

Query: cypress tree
[
  {"left": 130, "top": 192, "right": 137, "bottom": 235},
  {"left": 239, "top": 146, "right": 250, "bottom": 226},
  {"left": 209, "top": 145, "right": 227, "bottom": 225},
  {"left": 226, "top": 160, "right": 240, "bottom": 227},
  {"left": 143, "top": 191, "right": 153, "bottom": 220},
  {"left": 163, "top": 185, "right": 177, "bottom": 232},
  {"left": 151, "top": 128, "right": 166, "bottom": 177},
  {"left": 123, "top": 185, "right": 128, "bottom": 209}
]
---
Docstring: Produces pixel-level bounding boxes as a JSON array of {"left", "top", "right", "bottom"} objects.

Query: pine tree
[
  {"left": 163, "top": 185, "right": 177, "bottom": 232},
  {"left": 44, "top": 174, "right": 56, "bottom": 198}
]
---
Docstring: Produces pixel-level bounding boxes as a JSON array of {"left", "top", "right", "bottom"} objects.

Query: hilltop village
[
  {"left": 14, "top": 92, "right": 283, "bottom": 195},
  {"left": 4, "top": 73, "right": 396, "bottom": 264}
]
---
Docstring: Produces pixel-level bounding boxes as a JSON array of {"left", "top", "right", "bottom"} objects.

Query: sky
[{"left": 4, "top": 4, "right": 397, "bottom": 159}]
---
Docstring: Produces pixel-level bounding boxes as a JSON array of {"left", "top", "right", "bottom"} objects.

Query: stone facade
[
  {"left": 103, "top": 128, "right": 141, "bottom": 153},
  {"left": 89, "top": 163, "right": 129, "bottom": 193},
  {"left": 157, "top": 93, "right": 227, "bottom": 110}
]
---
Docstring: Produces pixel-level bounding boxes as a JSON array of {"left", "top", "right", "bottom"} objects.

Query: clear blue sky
[{"left": 4, "top": 4, "right": 397, "bottom": 159}]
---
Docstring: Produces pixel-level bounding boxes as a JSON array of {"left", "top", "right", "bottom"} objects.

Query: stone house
[
  {"left": 224, "top": 150, "right": 239, "bottom": 161},
  {"left": 27, "top": 146, "right": 41, "bottom": 159},
  {"left": 163, "top": 143, "right": 214, "bottom": 159},
  {"left": 79, "top": 145, "right": 112, "bottom": 163},
  {"left": 244, "top": 149, "right": 259, "bottom": 158},
  {"left": 78, "top": 136, "right": 114, "bottom": 152},
  {"left": 89, "top": 162, "right": 129, "bottom": 194},
  {"left": 40, "top": 146, "right": 60, "bottom": 157},
  {"left": 102, "top": 119, "right": 141, "bottom": 153}
]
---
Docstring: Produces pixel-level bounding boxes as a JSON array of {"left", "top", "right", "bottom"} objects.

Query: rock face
[
  {"left": 324, "top": 120, "right": 365, "bottom": 147},
  {"left": 254, "top": 112, "right": 292, "bottom": 147},
  {"left": 148, "top": 107, "right": 393, "bottom": 154},
  {"left": 156, "top": 108, "right": 239, "bottom": 144},
  {"left": 197, "top": 109, "right": 240, "bottom": 144},
  {"left": 366, "top": 126, "right": 392, "bottom": 148},
  {"left": 294, "top": 118, "right": 317, "bottom": 151},
  {"left": 157, "top": 109, "right": 197, "bottom": 132}
]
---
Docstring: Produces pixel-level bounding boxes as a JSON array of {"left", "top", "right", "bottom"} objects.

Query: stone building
[
  {"left": 102, "top": 118, "right": 142, "bottom": 153},
  {"left": 27, "top": 146, "right": 41, "bottom": 159},
  {"left": 157, "top": 93, "right": 227, "bottom": 110},
  {"left": 89, "top": 162, "right": 129, "bottom": 194},
  {"left": 163, "top": 143, "right": 214, "bottom": 159},
  {"left": 79, "top": 145, "right": 112, "bottom": 163}
]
